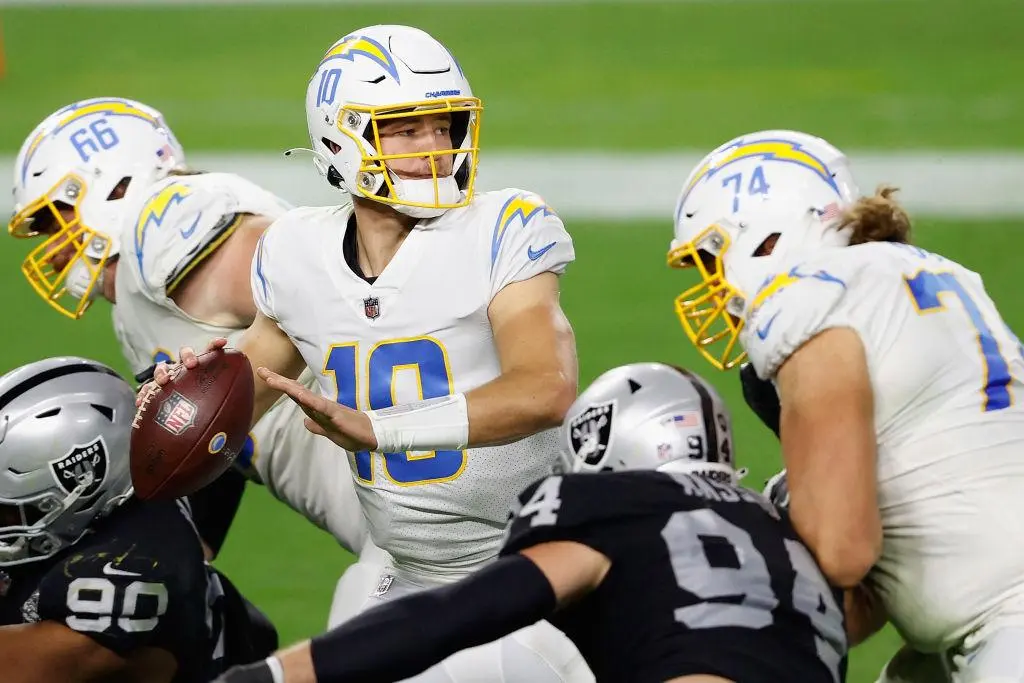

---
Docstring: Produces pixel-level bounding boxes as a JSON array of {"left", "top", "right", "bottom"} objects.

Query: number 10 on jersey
[{"left": 324, "top": 337, "right": 468, "bottom": 486}]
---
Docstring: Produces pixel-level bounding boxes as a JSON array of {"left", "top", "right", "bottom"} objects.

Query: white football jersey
[
  {"left": 252, "top": 188, "right": 575, "bottom": 576},
  {"left": 113, "top": 172, "right": 369, "bottom": 553},
  {"left": 743, "top": 241, "right": 1024, "bottom": 652}
]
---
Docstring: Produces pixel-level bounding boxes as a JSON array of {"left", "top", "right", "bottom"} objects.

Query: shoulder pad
[
  {"left": 126, "top": 173, "right": 292, "bottom": 300},
  {"left": 481, "top": 188, "right": 574, "bottom": 298},
  {"left": 742, "top": 251, "right": 862, "bottom": 379},
  {"left": 251, "top": 204, "right": 351, "bottom": 320}
]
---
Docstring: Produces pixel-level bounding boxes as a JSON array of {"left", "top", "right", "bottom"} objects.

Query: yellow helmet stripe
[
  {"left": 319, "top": 35, "right": 400, "bottom": 83},
  {"left": 681, "top": 138, "right": 838, "bottom": 205}
]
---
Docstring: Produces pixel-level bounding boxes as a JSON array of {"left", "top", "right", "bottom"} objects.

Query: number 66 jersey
[
  {"left": 251, "top": 189, "right": 574, "bottom": 578},
  {"left": 502, "top": 471, "right": 846, "bottom": 683},
  {"left": 741, "top": 241, "right": 1024, "bottom": 654}
]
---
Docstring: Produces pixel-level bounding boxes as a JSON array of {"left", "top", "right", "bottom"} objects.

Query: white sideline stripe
[{"left": 3, "top": 151, "right": 1023, "bottom": 220}]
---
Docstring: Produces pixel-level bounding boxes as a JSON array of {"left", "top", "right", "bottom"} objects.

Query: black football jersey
[
  {"left": 0, "top": 497, "right": 222, "bottom": 682},
  {"left": 501, "top": 471, "right": 847, "bottom": 683}
]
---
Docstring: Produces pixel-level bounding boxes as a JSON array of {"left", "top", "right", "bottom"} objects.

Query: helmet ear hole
[
  {"left": 321, "top": 138, "right": 342, "bottom": 155},
  {"left": 106, "top": 177, "right": 132, "bottom": 201},
  {"left": 754, "top": 233, "right": 781, "bottom": 257}
]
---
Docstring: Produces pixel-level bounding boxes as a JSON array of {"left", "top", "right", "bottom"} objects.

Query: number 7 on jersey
[{"left": 904, "top": 270, "right": 1020, "bottom": 412}]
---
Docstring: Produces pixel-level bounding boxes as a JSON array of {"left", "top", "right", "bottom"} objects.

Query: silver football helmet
[
  {"left": 0, "top": 357, "right": 135, "bottom": 566},
  {"left": 561, "top": 362, "right": 737, "bottom": 483}
]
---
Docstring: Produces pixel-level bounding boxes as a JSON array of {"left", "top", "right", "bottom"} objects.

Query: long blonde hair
[{"left": 839, "top": 185, "right": 913, "bottom": 246}]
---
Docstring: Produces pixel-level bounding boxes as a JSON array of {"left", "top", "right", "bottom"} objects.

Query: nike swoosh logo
[
  {"left": 102, "top": 561, "right": 142, "bottom": 577},
  {"left": 527, "top": 242, "right": 557, "bottom": 261},
  {"left": 179, "top": 212, "right": 203, "bottom": 239},
  {"left": 755, "top": 311, "right": 781, "bottom": 340}
]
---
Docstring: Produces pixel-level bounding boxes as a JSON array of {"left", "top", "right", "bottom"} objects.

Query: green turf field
[
  {"left": 2, "top": 0, "right": 1023, "bottom": 152},
  {"left": 2, "top": 1, "right": 1023, "bottom": 680},
  {"left": 2, "top": 217, "right": 1021, "bottom": 681}
]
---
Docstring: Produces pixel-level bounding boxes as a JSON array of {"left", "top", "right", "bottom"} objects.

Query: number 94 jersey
[
  {"left": 502, "top": 471, "right": 846, "bottom": 683},
  {"left": 0, "top": 498, "right": 219, "bottom": 682},
  {"left": 741, "top": 242, "right": 1024, "bottom": 652}
]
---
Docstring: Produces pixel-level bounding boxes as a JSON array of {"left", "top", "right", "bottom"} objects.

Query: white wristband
[
  {"left": 265, "top": 655, "right": 285, "bottom": 683},
  {"left": 366, "top": 393, "right": 469, "bottom": 451}
]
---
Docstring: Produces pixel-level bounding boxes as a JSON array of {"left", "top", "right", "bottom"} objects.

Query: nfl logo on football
[{"left": 155, "top": 392, "right": 199, "bottom": 436}]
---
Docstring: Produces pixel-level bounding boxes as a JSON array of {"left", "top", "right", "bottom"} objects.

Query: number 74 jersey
[
  {"left": 251, "top": 189, "right": 575, "bottom": 576},
  {"left": 741, "top": 241, "right": 1024, "bottom": 652}
]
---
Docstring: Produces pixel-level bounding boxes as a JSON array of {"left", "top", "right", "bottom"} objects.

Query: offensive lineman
[
  {"left": 7, "top": 97, "right": 389, "bottom": 620},
  {"left": 668, "top": 128, "right": 1024, "bottom": 681}
]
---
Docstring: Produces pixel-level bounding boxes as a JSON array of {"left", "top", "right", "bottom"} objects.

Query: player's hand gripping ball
[{"left": 130, "top": 349, "right": 254, "bottom": 501}]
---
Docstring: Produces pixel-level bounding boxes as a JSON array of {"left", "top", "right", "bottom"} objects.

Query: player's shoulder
[
  {"left": 128, "top": 173, "right": 246, "bottom": 290},
  {"left": 509, "top": 471, "right": 673, "bottom": 533},
  {"left": 741, "top": 244, "right": 906, "bottom": 377},
  {"left": 502, "top": 470, "right": 683, "bottom": 558},
  {"left": 256, "top": 203, "right": 352, "bottom": 278},
  {"left": 44, "top": 499, "right": 204, "bottom": 587},
  {"left": 468, "top": 187, "right": 558, "bottom": 234},
  {"left": 262, "top": 203, "right": 351, "bottom": 245}
]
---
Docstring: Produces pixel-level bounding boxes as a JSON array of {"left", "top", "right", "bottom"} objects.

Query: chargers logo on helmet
[
  {"left": 319, "top": 35, "right": 401, "bottom": 83},
  {"left": 681, "top": 138, "right": 840, "bottom": 205}
]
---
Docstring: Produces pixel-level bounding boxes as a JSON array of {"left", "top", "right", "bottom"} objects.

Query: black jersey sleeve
[{"left": 35, "top": 504, "right": 209, "bottom": 659}]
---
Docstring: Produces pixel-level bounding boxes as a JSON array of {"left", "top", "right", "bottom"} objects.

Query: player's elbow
[
  {"left": 815, "top": 529, "right": 882, "bottom": 588},
  {"left": 535, "top": 370, "right": 577, "bottom": 428}
]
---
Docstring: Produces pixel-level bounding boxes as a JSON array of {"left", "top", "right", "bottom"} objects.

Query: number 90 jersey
[
  {"left": 741, "top": 242, "right": 1024, "bottom": 652},
  {"left": 0, "top": 498, "right": 219, "bottom": 682},
  {"left": 252, "top": 189, "right": 575, "bottom": 576},
  {"left": 502, "top": 471, "right": 846, "bottom": 683}
]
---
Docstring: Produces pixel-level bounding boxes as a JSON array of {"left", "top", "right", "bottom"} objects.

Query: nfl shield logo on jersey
[
  {"left": 363, "top": 296, "right": 381, "bottom": 320},
  {"left": 568, "top": 401, "right": 615, "bottom": 467},
  {"left": 48, "top": 437, "right": 109, "bottom": 499},
  {"left": 155, "top": 392, "right": 198, "bottom": 435}
]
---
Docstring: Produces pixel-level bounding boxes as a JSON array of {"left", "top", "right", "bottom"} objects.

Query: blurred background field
[{"left": 2, "top": 1, "right": 1022, "bottom": 680}]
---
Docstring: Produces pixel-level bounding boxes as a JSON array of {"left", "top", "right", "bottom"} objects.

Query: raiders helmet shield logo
[
  {"left": 363, "top": 296, "right": 381, "bottom": 320},
  {"left": 155, "top": 391, "right": 198, "bottom": 435},
  {"left": 48, "top": 437, "right": 108, "bottom": 499},
  {"left": 568, "top": 400, "right": 615, "bottom": 467}
]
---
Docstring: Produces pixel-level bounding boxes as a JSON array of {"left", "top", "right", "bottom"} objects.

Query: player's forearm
[
  {"left": 464, "top": 367, "right": 576, "bottom": 447},
  {"left": 296, "top": 555, "right": 554, "bottom": 682},
  {"left": 0, "top": 623, "right": 126, "bottom": 682}
]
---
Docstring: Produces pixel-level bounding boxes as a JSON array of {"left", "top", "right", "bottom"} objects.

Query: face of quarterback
[{"left": 376, "top": 112, "right": 455, "bottom": 180}]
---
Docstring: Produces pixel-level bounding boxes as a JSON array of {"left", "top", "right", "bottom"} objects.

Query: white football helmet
[
  {"left": 9, "top": 97, "right": 185, "bottom": 319},
  {"left": 666, "top": 130, "right": 861, "bottom": 370},
  {"left": 303, "top": 25, "right": 481, "bottom": 219},
  {"left": 561, "top": 363, "right": 737, "bottom": 483}
]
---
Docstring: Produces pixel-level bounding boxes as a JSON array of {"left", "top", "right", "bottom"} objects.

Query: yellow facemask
[
  {"left": 338, "top": 97, "right": 482, "bottom": 211},
  {"left": 8, "top": 173, "right": 113, "bottom": 320},
  {"left": 666, "top": 225, "right": 748, "bottom": 371}
]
